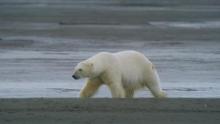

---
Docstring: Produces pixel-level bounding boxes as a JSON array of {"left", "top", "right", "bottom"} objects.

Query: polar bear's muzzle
[{"left": 72, "top": 74, "right": 80, "bottom": 80}]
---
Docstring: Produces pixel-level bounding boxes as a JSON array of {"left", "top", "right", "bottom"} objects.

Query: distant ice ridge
[{"left": 149, "top": 21, "right": 220, "bottom": 29}]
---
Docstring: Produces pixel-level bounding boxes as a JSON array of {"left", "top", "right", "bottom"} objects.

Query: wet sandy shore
[{"left": 0, "top": 98, "right": 220, "bottom": 124}]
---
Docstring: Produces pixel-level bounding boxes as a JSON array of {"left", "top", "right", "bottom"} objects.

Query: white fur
[{"left": 73, "top": 50, "right": 167, "bottom": 98}]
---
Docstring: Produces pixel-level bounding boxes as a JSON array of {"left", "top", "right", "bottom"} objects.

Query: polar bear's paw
[{"left": 157, "top": 91, "right": 167, "bottom": 98}]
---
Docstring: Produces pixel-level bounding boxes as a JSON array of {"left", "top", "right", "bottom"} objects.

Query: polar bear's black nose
[{"left": 72, "top": 75, "right": 79, "bottom": 80}]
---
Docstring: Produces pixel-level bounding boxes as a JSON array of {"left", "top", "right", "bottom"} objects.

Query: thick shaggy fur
[{"left": 72, "top": 51, "right": 167, "bottom": 98}]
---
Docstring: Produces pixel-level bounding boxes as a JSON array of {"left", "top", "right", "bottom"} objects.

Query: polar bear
[{"left": 72, "top": 50, "right": 167, "bottom": 98}]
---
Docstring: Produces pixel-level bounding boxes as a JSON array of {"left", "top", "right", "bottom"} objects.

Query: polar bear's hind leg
[
  {"left": 145, "top": 69, "right": 167, "bottom": 98},
  {"left": 125, "top": 89, "right": 134, "bottom": 98}
]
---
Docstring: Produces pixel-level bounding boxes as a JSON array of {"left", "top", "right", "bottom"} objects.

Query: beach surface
[{"left": 0, "top": 98, "right": 220, "bottom": 124}]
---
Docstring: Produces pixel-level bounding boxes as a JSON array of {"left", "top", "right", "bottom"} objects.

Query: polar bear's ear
[
  {"left": 89, "top": 63, "right": 94, "bottom": 67},
  {"left": 83, "top": 61, "right": 93, "bottom": 68}
]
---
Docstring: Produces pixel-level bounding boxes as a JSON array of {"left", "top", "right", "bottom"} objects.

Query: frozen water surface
[{"left": 0, "top": 38, "right": 219, "bottom": 98}]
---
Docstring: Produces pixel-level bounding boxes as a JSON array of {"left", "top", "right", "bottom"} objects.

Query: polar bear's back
[
  {"left": 113, "top": 51, "right": 152, "bottom": 69},
  {"left": 113, "top": 51, "right": 153, "bottom": 86}
]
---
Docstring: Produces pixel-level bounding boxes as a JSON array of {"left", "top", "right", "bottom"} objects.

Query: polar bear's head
[{"left": 72, "top": 61, "right": 94, "bottom": 80}]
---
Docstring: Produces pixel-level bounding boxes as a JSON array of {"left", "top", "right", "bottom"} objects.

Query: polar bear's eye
[{"left": 79, "top": 68, "right": 83, "bottom": 72}]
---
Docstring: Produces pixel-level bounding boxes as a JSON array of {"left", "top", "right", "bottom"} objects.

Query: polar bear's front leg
[
  {"left": 102, "top": 70, "right": 125, "bottom": 98},
  {"left": 80, "top": 78, "right": 102, "bottom": 98},
  {"left": 108, "top": 82, "right": 125, "bottom": 98}
]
